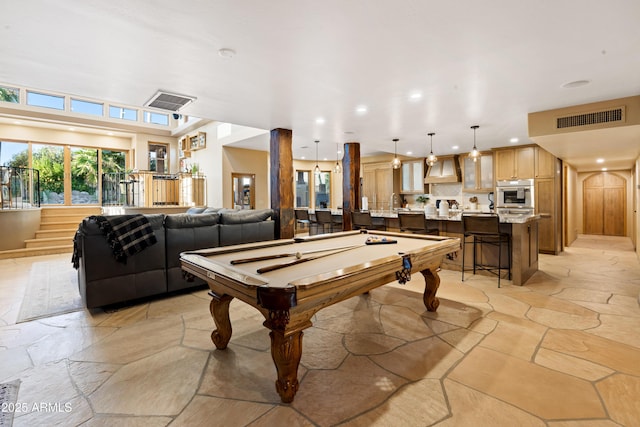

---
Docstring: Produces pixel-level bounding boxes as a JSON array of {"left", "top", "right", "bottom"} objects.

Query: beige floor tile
[
  {"left": 596, "top": 374, "right": 640, "bottom": 427},
  {"left": 341, "top": 379, "right": 449, "bottom": 426},
  {"left": 439, "top": 379, "right": 546, "bottom": 427},
  {"left": 589, "top": 313, "right": 640, "bottom": 348},
  {"left": 484, "top": 291, "right": 532, "bottom": 318},
  {"left": 379, "top": 304, "right": 434, "bottom": 341},
  {"left": 292, "top": 354, "right": 408, "bottom": 426},
  {"left": 0, "top": 347, "right": 33, "bottom": 382},
  {"left": 370, "top": 336, "right": 464, "bottom": 381},
  {"left": 421, "top": 298, "right": 485, "bottom": 328},
  {"left": 439, "top": 327, "right": 485, "bottom": 353},
  {"left": 90, "top": 346, "right": 208, "bottom": 416},
  {"left": 448, "top": 347, "right": 606, "bottom": 420},
  {"left": 248, "top": 405, "right": 314, "bottom": 426},
  {"left": 27, "top": 324, "right": 116, "bottom": 366},
  {"left": 301, "top": 326, "right": 349, "bottom": 368},
  {"left": 82, "top": 415, "right": 173, "bottom": 427},
  {"left": 71, "top": 316, "right": 184, "bottom": 364},
  {"left": 198, "top": 343, "right": 283, "bottom": 403},
  {"left": 13, "top": 394, "right": 93, "bottom": 427},
  {"left": 482, "top": 312, "right": 547, "bottom": 360},
  {"left": 541, "top": 329, "right": 640, "bottom": 375},
  {"left": 344, "top": 332, "right": 406, "bottom": 355},
  {"left": 552, "top": 287, "right": 612, "bottom": 304},
  {"left": 68, "top": 360, "right": 122, "bottom": 395},
  {"left": 313, "top": 304, "right": 383, "bottom": 334},
  {"left": 171, "top": 395, "right": 273, "bottom": 427},
  {"left": 534, "top": 348, "right": 614, "bottom": 381}
]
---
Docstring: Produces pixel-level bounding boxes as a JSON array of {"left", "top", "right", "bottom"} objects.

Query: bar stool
[
  {"left": 398, "top": 212, "right": 439, "bottom": 235},
  {"left": 294, "top": 209, "right": 316, "bottom": 234},
  {"left": 315, "top": 210, "right": 342, "bottom": 234},
  {"left": 351, "top": 211, "right": 386, "bottom": 231},
  {"left": 461, "top": 214, "right": 511, "bottom": 287}
]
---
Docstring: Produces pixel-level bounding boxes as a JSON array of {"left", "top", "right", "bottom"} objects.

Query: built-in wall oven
[{"left": 495, "top": 179, "right": 534, "bottom": 215}]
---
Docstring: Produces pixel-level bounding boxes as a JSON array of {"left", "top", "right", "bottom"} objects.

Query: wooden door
[
  {"left": 362, "top": 169, "right": 377, "bottom": 209},
  {"left": 536, "top": 178, "right": 555, "bottom": 252},
  {"left": 376, "top": 168, "right": 393, "bottom": 210},
  {"left": 583, "top": 172, "right": 625, "bottom": 236}
]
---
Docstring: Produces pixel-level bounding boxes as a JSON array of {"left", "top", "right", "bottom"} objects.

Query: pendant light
[
  {"left": 314, "top": 140, "right": 321, "bottom": 174},
  {"left": 391, "top": 138, "right": 401, "bottom": 169},
  {"left": 426, "top": 132, "right": 438, "bottom": 167},
  {"left": 333, "top": 143, "right": 342, "bottom": 174},
  {"left": 469, "top": 125, "right": 480, "bottom": 163}
]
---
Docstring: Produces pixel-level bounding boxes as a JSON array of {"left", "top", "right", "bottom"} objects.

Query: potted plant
[
  {"left": 416, "top": 195, "right": 429, "bottom": 207},
  {"left": 190, "top": 163, "right": 200, "bottom": 177},
  {"left": 469, "top": 196, "right": 478, "bottom": 211}
]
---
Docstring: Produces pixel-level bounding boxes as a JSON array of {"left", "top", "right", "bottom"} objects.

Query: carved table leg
[
  {"left": 420, "top": 268, "right": 441, "bottom": 312},
  {"left": 264, "top": 309, "right": 304, "bottom": 403},
  {"left": 209, "top": 293, "right": 234, "bottom": 349}
]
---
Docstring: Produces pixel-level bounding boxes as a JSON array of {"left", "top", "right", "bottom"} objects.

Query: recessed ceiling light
[
  {"left": 301, "top": 156, "right": 306, "bottom": 160},
  {"left": 406, "top": 151, "right": 413, "bottom": 155},
  {"left": 561, "top": 79, "right": 591, "bottom": 89},
  {"left": 409, "top": 92, "right": 422, "bottom": 101},
  {"left": 510, "top": 137, "right": 519, "bottom": 143},
  {"left": 452, "top": 145, "right": 459, "bottom": 150},
  {"left": 107, "top": 132, "right": 114, "bottom": 136},
  {"left": 218, "top": 48, "right": 236, "bottom": 59},
  {"left": 13, "top": 120, "right": 21, "bottom": 125},
  {"left": 596, "top": 158, "right": 605, "bottom": 163},
  {"left": 601, "top": 167, "right": 608, "bottom": 171},
  {"left": 323, "top": 157, "right": 328, "bottom": 161},
  {"left": 315, "top": 118, "right": 325, "bottom": 124},
  {"left": 68, "top": 127, "right": 75, "bottom": 131},
  {"left": 356, "top": 106, "right": 368, "bottom": 114}
]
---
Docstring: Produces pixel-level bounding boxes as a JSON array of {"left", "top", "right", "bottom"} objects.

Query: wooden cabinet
[
  {"left": 461, "top": 152, "right": 493, "bottom": 192},
  {"left": 495, "top": 146, "right": 534, "bottom": 180},
  {"left": 401, "top": 159, "right": 424, "bottom": 194},
  {"left": 424, "top": 155, "right": 460, "bottom": 184},
  {"left": 535, "top": 174, "right": 562, "bottom": 254},
  {"left": 362, "top": 162, "right": 395, "bottom": 210},
  {"left": 535, "top": 146, "right": 556, "bottom": 178}
]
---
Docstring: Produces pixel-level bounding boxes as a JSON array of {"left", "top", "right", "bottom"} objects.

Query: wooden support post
[
  {"left": 342, "top": 142, "right": 360, "bottom": 231},
  {"left": 270, "top": 128, "right": 294, "bottom": 239}
]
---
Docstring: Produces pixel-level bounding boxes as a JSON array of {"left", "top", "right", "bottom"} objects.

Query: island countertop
[{"left": 368, "top": 210, "right": 541, "bottom": 224}]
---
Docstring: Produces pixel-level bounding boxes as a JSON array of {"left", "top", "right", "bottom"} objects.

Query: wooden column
[
  {"left": 270, "top": 128, "right": 294, "bottom": 239},
  {"left": 342, "top": 142, "right": 360, "bottom": 231}
]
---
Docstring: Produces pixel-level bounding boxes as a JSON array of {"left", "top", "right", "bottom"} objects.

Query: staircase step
[
  {"left": 35, "top": 229, "right": 77, "bottom": 239},
  {"left": 41, "top": 206, "right": 101, "bottom": 216},
  {"left": 40, "top": 214, "right": 90, "bottom": 223},
  {"left": 25, "top": 236, "right": 74, "bottom": 248},
  {"left": 0, "top": 244, "right": 73, "bottom": 260},
  {"left": 39, "top": 221, "right": 83, "bottom": 230}
]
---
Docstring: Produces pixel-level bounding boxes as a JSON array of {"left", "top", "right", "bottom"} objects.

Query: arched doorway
[{"left": 583, "top": 172, "right": 626, "bottom": 236}]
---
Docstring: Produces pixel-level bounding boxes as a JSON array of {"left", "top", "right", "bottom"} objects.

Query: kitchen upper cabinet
[
  {"left": 362, "top": 162, "right": 395, "bottom": 211},
  {"left": 461, "top": 152, "right": 493, "bottom": 192},
  {"left": 424, "top": 155, "right": 460, "bottom": 184},
  {"left": 495, "top": 146, "right": 534, "bottom": 180},
  {"left": 535, "top": 146, "right": 556, "bottom": 178},
  {"left": 401, "top": 159, "right": 424, "bottom": 193}
]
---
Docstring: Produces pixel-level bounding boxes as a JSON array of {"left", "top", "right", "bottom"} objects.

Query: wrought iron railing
[
  {"left": 102, "top": 171, "right": 206, "bottom": 208},
  {"left": 0, "top": 166, "right": 41, "bottom": 209}
]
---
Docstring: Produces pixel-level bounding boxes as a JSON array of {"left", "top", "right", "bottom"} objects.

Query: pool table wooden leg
[
  {"left": 420, "top": 268, "right": 441, "bottom": 312},
  {"left": 263, "top": 309, "right": 307, "bottom": 403},
  {"left": 209, "top": 293, "right": 234, "bottom": 349}
]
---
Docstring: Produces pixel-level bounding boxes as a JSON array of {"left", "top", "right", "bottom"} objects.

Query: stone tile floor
[{"left": 0, "top": 235, "right": 639, "bottom": 426}]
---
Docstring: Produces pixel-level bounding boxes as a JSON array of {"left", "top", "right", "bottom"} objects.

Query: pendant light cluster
[
  {"left": 334, "top": 143, "right": 342, "bottom": 174},
  {"left": 469, "top": 125, "right": 480, "bottom": 162},
  {"left": 314, "top": 140, "right": 321, "bottom": 174},
  {"left": 391, "top": 138, "right": 401, "bottom": 169},
  {"left": 426, "top": 132, "right": 438, "bottom": 167}
]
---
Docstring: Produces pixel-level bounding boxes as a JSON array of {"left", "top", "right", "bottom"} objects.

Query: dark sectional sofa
[{"left": 75, "top": 208, "right": 275, "bottom": 308}]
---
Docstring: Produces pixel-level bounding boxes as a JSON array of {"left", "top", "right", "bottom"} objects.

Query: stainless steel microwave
[{"left": 495, "top": 179, "right": 534, "bottom": 208}]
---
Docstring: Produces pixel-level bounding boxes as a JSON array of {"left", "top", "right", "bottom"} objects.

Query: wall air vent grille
[
  {"left": 144, "top": 91, "right": 196, "bottom": 112},
  {"left": 556, "top": 106, "right": 624, "bottom": 129}
]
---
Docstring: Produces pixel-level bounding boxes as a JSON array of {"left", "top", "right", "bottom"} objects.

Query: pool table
[{"left": 180, "top": 230, "right": 459, "bottom": 403}]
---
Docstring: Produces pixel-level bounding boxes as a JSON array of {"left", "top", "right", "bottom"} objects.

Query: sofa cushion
[
  {"left": 165, "top": 212, "right": 219, "bottom": 227},
  {"left": 185, "top": 207, "right": 207, "bottom": 214},
  {"left": 202, "top": 207, "right": 222, "bottom": 214},
  {"left": 219, "top": 209, "right": 273, "bottom": 224}
]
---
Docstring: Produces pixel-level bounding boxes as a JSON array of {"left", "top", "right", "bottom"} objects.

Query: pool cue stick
[
  {"left": 256, "top": 245, "right": 362, "bottom": 274},
  {"left": 230, "top": 244, "right": 361, "bottom": 265}
]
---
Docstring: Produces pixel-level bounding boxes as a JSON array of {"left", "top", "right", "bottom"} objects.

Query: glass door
[
  {"left": 71, "top": 147, "right": 99, "bottom": 204},
  {"left": 31, "top": 143, "right": 65, "bottom": 205},
  {"left": 232, "top": 173, "right": 255, "bottom": 209}
]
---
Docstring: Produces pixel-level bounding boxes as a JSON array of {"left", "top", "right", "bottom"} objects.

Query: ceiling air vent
[
  {"left": 144, "top": 90, "right": 196, "bottom": 112},
  {"left": 556, "top": 106, "right": 625, "bottom": 129}
]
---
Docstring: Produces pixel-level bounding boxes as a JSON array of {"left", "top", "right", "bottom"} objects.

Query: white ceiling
[{"left": 2, "top": 1, "right": 640, "bottom": 171}]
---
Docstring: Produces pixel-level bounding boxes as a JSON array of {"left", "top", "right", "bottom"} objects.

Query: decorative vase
[{"left": 470, "top": 202, "right": 478, "bottom": 211}]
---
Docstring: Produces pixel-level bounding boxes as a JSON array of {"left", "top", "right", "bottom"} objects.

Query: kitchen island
[{"left": 370, "top": 210, "right": 540, "bottom": 285}]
